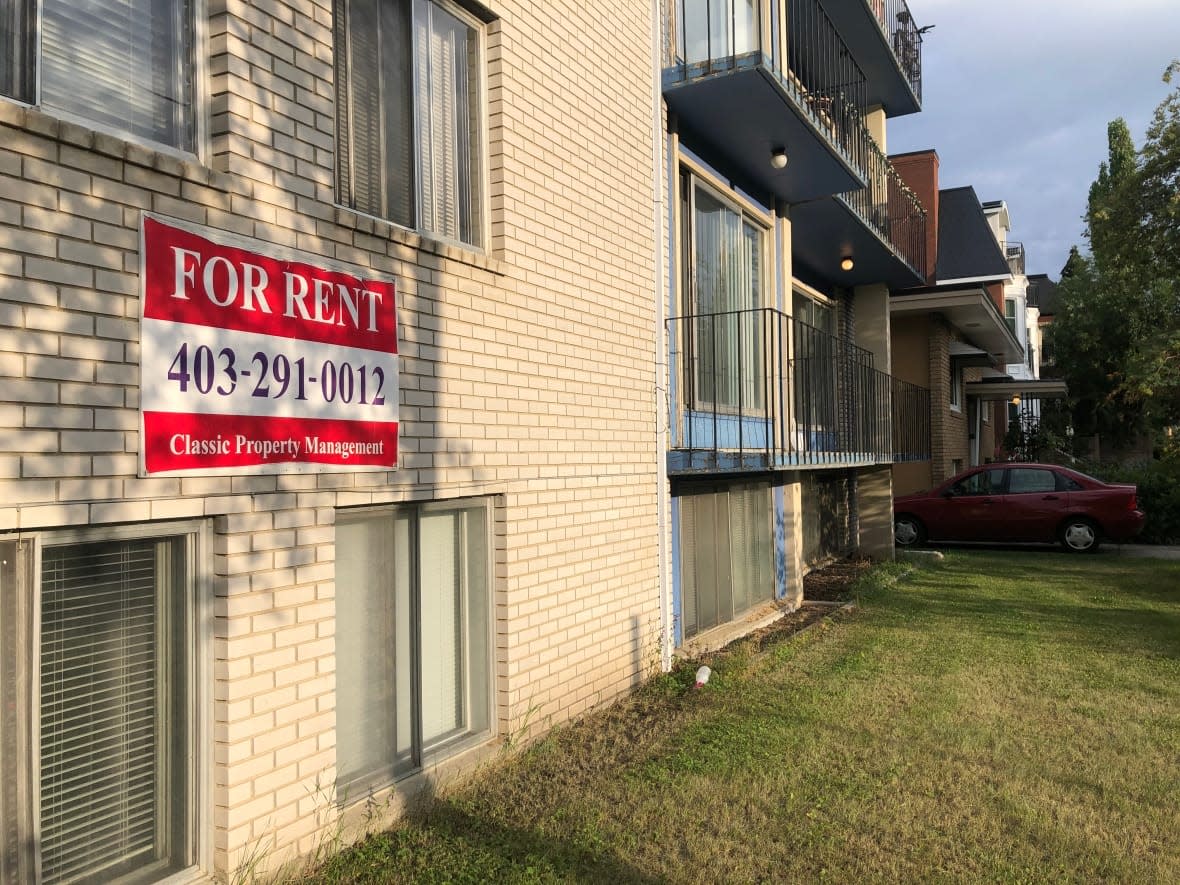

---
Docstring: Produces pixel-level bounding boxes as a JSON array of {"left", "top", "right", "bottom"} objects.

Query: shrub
[{"left": 1078, "top": 454, "right": 1180, "bottom": 544}]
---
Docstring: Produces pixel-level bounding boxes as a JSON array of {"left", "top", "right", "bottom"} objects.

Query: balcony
[
  {"left": 1006, "top": 242, "right": 1026, "bottom": 276},
  {"left": 818, "top": 0, "right": 923, "bottom": 116},
  {"left": 790, "top": 135, "right": 927, "bottom": 286},
  {"left": 890, "top": 378, "right": 930, "bottom": 461},
  {"left": 666, "top": 307, "right": 893, "bottom": 473},
  {"left": 662, "top": 0, "right": 869, "bottom": 204}
]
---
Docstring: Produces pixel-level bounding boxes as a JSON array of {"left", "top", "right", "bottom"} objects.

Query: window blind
[
  {"left": 335, "top": 516, "right": 407, "bottom": 788},
  {"left": 40, "top": 0, "right": 192, "bottom": 149},
  {"left": 39, "top": 538, "right": 184, "bottom": 885},
  {"left": 418, "top": 510, "right": 464, "bottom": 745},
  {"left": 415, "top": 0, "right": 480, "bottom": 246},
  {"left": 0, "top": 0, "right": 35, "bottom": 102}
]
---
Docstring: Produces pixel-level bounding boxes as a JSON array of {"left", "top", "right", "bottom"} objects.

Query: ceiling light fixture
[
  {"left": 840, "top": 256, "right": 854, "bottom": 272},
  {"left": 770, "top": 148, "right": 788, "bottom": 169}
]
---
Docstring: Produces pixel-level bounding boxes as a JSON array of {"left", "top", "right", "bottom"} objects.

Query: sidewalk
[{"left": 1108, "top": 544, "right": 1180, "bottom": 560}]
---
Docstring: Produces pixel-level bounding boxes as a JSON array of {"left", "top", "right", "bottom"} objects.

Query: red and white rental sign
[{"left": 139, "top": 216, "right": 399, "bottom": 475}]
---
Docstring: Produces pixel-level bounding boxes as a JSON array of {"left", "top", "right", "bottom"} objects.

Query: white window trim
[
  {"left": 0, "top": 0, "right": 211, "bottom": 165},
  {"left": 1, "top": 519, "right": 213, "bottom": 883},
  {"left": 949, "top": 361, "right": 963, "bottom": 413}
]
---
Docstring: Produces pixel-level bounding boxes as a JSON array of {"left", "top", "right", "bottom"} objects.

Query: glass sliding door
[{"left": 683, "top": 175, "right": 767, "bottom": 415}]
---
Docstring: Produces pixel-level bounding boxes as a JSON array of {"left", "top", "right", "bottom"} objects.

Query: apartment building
[
  {"left": 0, "top": 1, "right": 662, "bottom": 880},
  {"left": 887, "top": 151, "right": 1068, "bottom": 496},
  {"left": 658, "top": 0, "right": 928, "bottom": 648}
]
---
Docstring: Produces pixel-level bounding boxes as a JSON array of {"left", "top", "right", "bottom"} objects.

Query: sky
[{"left": 888, "top": 0, "right": 1180, "bottom": 280}]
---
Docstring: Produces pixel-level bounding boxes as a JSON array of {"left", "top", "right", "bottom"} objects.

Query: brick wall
[
  {"left": 0, "top": 0, "right": 661, "bottom": 875},
  {"left": 891, "top": 149, "right": 939, "bottom": 284}
]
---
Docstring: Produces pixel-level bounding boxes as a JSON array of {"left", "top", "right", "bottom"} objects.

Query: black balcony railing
[
  {"left": 664, "top": 0, "right": 927, "bottom": 276},
  {"left": 1006, "top": 242, "right": 1026, "bottom": 276},
  {"left": 868, "top": 0, "right": 923, "bottom": 103},
  {"left": 838, "top": 135, "right": 927, "bottom": 277},
  {"left": 666, "top": 307, "right": 893, "bottom": 471},
  {"left": 890, "top": 377, "right": 930, "bottom": 462},
  {"left": 664, "top": 0, "right": 871, "bottom": 174}
]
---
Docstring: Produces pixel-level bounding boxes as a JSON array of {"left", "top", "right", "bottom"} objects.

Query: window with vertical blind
[
  {"left": 0, "top": 525, "right": 200, "bottom": 885},
  {"left": 0, "top": 0, "right": 194, "bottom": 151},
  {"left": 335, "top": 499, "right": 492, "bottom": 795},
  {"left": 334, "top": 0, "right": 485, "bottom": 248},
  {"left": 679, "top": 172, "right": 768, "bottom": 413},
  {"left": 677, "top": 482, "right": 773, "bottom": 640}
]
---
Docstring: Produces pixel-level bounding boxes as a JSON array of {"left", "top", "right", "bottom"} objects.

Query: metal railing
[
  {"left": 1006, "top": 242, "right": 1026, "bottom": 276},
  {"left": 666, "top": 307, "right": 893, "bottom": 469},
  {"left": 890, "top": 377, "right": 930, "bottom": 461},
  {"left": 664, "top": 0, "right": 871, "bottom": 176},
  {"left": 867, "top": 0, "right": 923, "bottom": 103},
  {"left": 837, "top": 135, "right": 927, "bottom": 277},
  {"left": 663, "top": 0, "right": 926, "bottom": 277}
]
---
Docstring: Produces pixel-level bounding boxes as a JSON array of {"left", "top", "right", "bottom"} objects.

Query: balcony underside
[
  {"left": 791, "top": 195, "right": 925, "bottom": 288},
  {"left": 667, "top": 411, "right": 891, "bottom": 476},
  {"left": 664, "top": 59, "right": 865, "bottom": 204},
  {"left": 818, "top": 0, "right": 921, "bottom": 116},
  {"left": 668, "top": 449, "right": 890, "bottom": 475}
]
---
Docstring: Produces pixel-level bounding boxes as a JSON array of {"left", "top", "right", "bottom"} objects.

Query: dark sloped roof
[
  {"left": 936, "top": 187, "right": 1011, "bottom": 282},
  {"left": 1027, "top": 273, "right": 1060, "bottom": 315}
]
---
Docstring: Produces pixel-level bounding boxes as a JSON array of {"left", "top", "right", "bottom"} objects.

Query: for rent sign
[{"left": 139, "top": 216, "right": 399, "bottom": 476}]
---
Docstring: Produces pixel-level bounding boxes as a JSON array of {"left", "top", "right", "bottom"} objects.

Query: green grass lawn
[{"left": 309, "top": 552, "right": 1180, "bottom": 884}]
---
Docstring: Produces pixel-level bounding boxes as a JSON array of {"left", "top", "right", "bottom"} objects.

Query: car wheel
[
  {"left": 894, "top": 515, "right": 926, "bottom": 548},
  {"left": 1059, "top": 517, "right": 1100, "bottom": 553}
]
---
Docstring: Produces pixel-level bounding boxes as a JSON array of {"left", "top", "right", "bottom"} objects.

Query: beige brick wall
[{"left": 0, "top": 0, "right": 661, "bottom": 876}]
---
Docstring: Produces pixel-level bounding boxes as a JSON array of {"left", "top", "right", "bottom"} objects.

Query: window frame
[
  {"left": 0, "top": 519, "right": 211, "bottom": 885},
  {"left": 676, "top": 479, "right": 774, "bottom": 642},
  {"left": 948, "top": 360, "right": 963, "bottom": 412},
  {"left": 333, "top": 0, "right": 490, "bottom": 251},
  {"left": 1, "top": 0, "right": 206, "bottom": 159},
  {"left": 333, "top": 497, "right": 496, "bottom": 800},
  {"left": 677, "top": 166, "right": 771, "bottom": 416}
]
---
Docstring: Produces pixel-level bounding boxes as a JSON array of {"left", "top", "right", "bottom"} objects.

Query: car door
[
  {"left": 931, "top": 467, "right": 1008, "bottom": 541},
  {"left": 995, "top": 466, "right": 1068, "bottom": 542}
]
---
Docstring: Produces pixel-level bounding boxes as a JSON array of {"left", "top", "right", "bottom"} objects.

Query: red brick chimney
[{"left": 891, "top": 150, "right": 939, "bottom": 285}]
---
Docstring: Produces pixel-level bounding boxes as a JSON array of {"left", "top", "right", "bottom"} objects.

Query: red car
[{"left": 893, "top": 463, "right": 1145, "bottom": 553}]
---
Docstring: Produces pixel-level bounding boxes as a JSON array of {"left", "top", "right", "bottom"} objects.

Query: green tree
[{"left": 1047, "top": 62, "right": 1180, "bottom": 450}]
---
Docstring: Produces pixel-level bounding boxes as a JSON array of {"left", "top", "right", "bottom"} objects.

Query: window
[
  {"left": 1, "top": 0, "right": 194, "bottom": 150},
  {"left": 949, "top": 361, "right": 962, "bottom": 411},
  {"left": 680, "top": 173, "right": 767, "bottom": 412},
  {"left": 792, "top": 289, "right": 834, "bottom": 336},
  {"left": 1005, "top": 297, "right": 1018, "bottom": 337},
  {"left": 0, "top": 525, "right": 200, "bottom": 884},
  {"left": 678, "top": 0, "right": 760, "bottom": 65},
  {"left": 1007, "top": 467, "right": 1058, "bottom": 494},
  {"left": 335, "top": 499, "right": 492, "bottom": 794},
  {"left": 334, "top": 0, "right": 485, "bottom": 248},
  {"left": 792, "top": 287, "right": 839, "bottom": 441},
  {"left": 678, "top": 482, "right": 773, "bottom": 640},
  {"left": 948, "top": 468, "right": 1004, "bottom": 497}
]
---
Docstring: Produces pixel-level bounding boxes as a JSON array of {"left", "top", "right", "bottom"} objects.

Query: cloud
[{"left": 889, "top": 1, "right": 1180, "bottom": 276}]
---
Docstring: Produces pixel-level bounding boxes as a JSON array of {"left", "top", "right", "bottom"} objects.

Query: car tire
[
  {"left": 894, "top": 515, "right": 926, "bottom": 548},
  {"left": 1059, "top": 517, "right": 1101, "bottom": 553}
]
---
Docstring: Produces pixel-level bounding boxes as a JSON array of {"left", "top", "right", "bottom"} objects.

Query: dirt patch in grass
[{"left": 802, "top": 556, "right": 874, "bottom": 601}]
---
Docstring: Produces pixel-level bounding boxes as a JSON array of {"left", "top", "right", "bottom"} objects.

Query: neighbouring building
[
  {"left": 659, "top": 0, "right": 929, "bottom": 650},
  {"left": 981, "top": 201, "right": 1068, "bottom": 458},
  {"left": 888, "top": 153, "right": 1020, "bottom": 494},
  {"left": 0, "top": 0, "right": 663, "bottom": 880}
]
